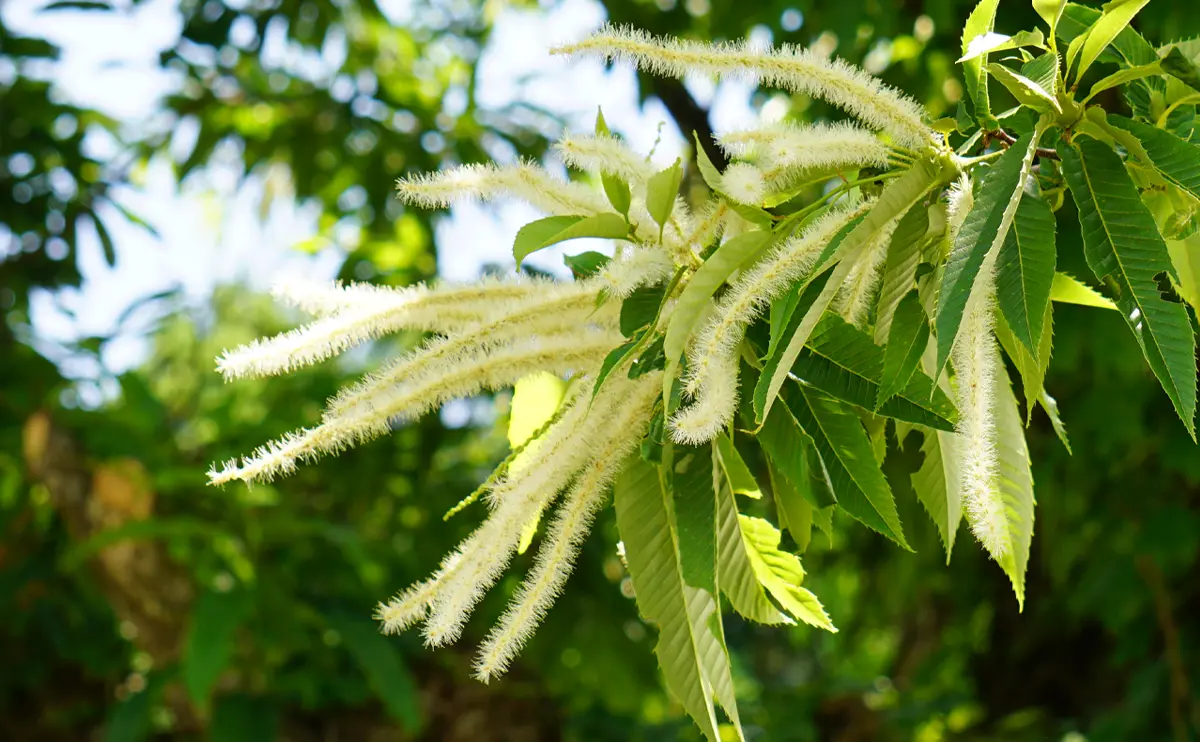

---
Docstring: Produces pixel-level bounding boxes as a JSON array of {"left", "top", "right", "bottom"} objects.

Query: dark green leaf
[
  {"left": 43, "top": 1, "right": 113, "bottom": 11},
  {"left": 1061, "top": 138, "right": 1197, "bottom": 438},
  {"left": 593, "top": 335, "right": 640, "bottom": 400},
  {"left": 876, "top": 291, "right": 930, "bottom": 409},
  {"left": 768, "top": 457, "right": 814, "bottom": 552},
  {"left": 1162, "top": 46, "right": 1200, "bottom": 91},
  {"left": 760, "top": 161, "right": 941, "bottom": 422},
  {"left": 621, "top": 284, "right": 667, "bottom": 337},
  {"left": 94, "top": 213, "right": 117, "bottom": 267},
  {"left": 783, "top": 385, "right": 910, "bottom": 549},
  {"left": 1109, "top": 115, "right": 1200, "bottom": 201},
  {"left": 795, "top": 314, "right": 958, "bottom": 430},
  {"left": 747, "top": 388, "right": 836, "bottom": 509},
  {"left": 672, "top": 446, "right": 717, "bottom": 592},
  {"left": 995, "top": 191, "right": 1057, "bottom": 360},
  {"left": 693, "top": 132, "right": 724, "bottom": 193},
  {"left": 563, "top": 250, "right": 611, "bottom": 279},
  {"left": 936, "top": 132, "right": 1038, "bottom": 374}
]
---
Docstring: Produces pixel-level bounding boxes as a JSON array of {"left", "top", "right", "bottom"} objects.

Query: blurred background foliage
[{"left": 2, "top": 0, "right": 1199, "bottom": 740}]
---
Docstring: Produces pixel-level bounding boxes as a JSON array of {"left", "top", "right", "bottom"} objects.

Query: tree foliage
[
  {"left": 207, "top": 3, "right": 1200, "bottom": 740},
  {"left": 5, "top": 1, "right": 1200, "bottom": 741}
]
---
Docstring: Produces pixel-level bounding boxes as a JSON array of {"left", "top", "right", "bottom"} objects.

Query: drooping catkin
[
  {"left": 472, "top": 373, "right": 661, "bottom": 680},
  {"left": 670, "top": 199, "right": 869, "bottom": 443},
  {"left": 554, "top": 26, "right": 932, "bottom": 150}
]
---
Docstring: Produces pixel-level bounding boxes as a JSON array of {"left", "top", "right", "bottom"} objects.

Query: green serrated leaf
[
  {"left": 874, "top": 204, "right": 929, "bottom": 344},
  {"left": 647, "top": 160, "right": 683, "bottom": 236},
  {"left": 739, "top": 515, "right": 836, "bottom": 630},
  {"left": 1050, "top": 271, "right": 1117, "bottom": 309},
  {"left": 768, "top": 459, "right": 813, "bottom": 552},
  {"left": 962, "top": 0, "right": 1003, "bottom": 122},
  {"left": 1061, "top": 138, "right": 1197, "bottom": 438},
  {"left": 994, "top": 305, "right": 1070, "bottom": 452},
  {"left": 783, "top": 385, "right": 910, "bottom": 549},
  {"left": 937, "top": 131, "right": 1040, "bottom": 375},
  {"left": 1109, "top": 115, "right": 1200, "bottom": 201},
  {"left": 715, "top": 457, "right": 790, "bottom": 623},
  {"left": 1162, "top": 46, "right": 1200, "bottom": 92},
  {"left": 1074, "top": 0, "right": 1152, "bottom": 83},
  {"left": 183, "top": 587, "right": 252, "bottom": 708},
  {"left": 663, "top": 229, "right": 774, "bottom": 405},
  {"left": 594, "top": 336, "right": 640, "bottom": 400},
  {"left": 1084, "top": 61, "right": 1162, "bottom": 103},
  {"left": 911, "top": 427, "right": 963, "bottom": 563},
  {"left": 1021, "top": 52, "right": 1060, "bottom": 98},
  {"left": 714, "top": 434, "right": 761, "bottom": 498},
  {"left": 760, "top": 161, "right": 943, "bottom": 423},
  {"left": 769, "top": 216, "right": 864, "bottom": 359},
  {"left": 750, "top": 394, "right": 837, "bottom": 509},
  {"left": 613, "top": 456, "right": 726, "bottom": 742},
  {"left": 987, "top": 63, "right": 1062, "bottom": 113},
  {"left": 621, "top": 284, "right": 668, "bottom": 337},
  {"left": 877, "top": 291, "right": 930, "bottom": 409},
  {"left": 792, "top": 314, "right": 958, "bottom": 430},
  {"left": 996, "top": 191, "right": 1057, "bottom": 360},
  {"left": 959, "top": 29, "right": 1046, "bottom": 63}
]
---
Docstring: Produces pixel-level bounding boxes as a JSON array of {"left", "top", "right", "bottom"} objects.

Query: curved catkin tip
[
  {"left": 669, "top": 387, "right": 735, "bottom": 445},
  {"left": 375, "top": 577, "right": 440, "bottom": 634},
  {"left": 554, "top": 25, "right": 932, "bottom": 150},
  {"left": 721, "top": 162, "right": 767, "bottom": 205}
]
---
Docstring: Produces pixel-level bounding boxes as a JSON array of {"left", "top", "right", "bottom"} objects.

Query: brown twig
[{"left": 988, "top": 128, "right": 1062, "bottom": 161}]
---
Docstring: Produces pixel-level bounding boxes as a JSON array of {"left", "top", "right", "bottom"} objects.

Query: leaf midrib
[{"left": 1074, "top": 144, "right": 1177, "bottom": 395}]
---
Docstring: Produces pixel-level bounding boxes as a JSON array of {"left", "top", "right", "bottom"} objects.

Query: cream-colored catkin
[
  {"left": 219, "top": 278, "right": 556, "bottom": 380},
  {"left": 396, "top": 161, "right": 611, "bottom": 216},
  {"left": 670, "top": 199, "right": 870, "bottom": 444},
  {"left": 419, "top": 371, "right": 643, "bottom": 646},
  {"left": 836, "top": 219, "right": 897, "bottom": 328},
  {"left": 554, "top": 26, "right": 932, "bottom": 150},
  {"left": 324, "top": 284, "right": 612, "bottom": 418},
  {"left": 952, "top": 275, "right": 1009, "bottom": 559},
  {"left": 207, "top": 333, "right": 619, "bottom": 485},
  {"left": 471, "top": 373, "right": 661, "bottom": 680}
]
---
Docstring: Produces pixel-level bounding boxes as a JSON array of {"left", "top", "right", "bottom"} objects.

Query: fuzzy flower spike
[{"left": 553, "top": 26, "right": 933, "bottom": 150}]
